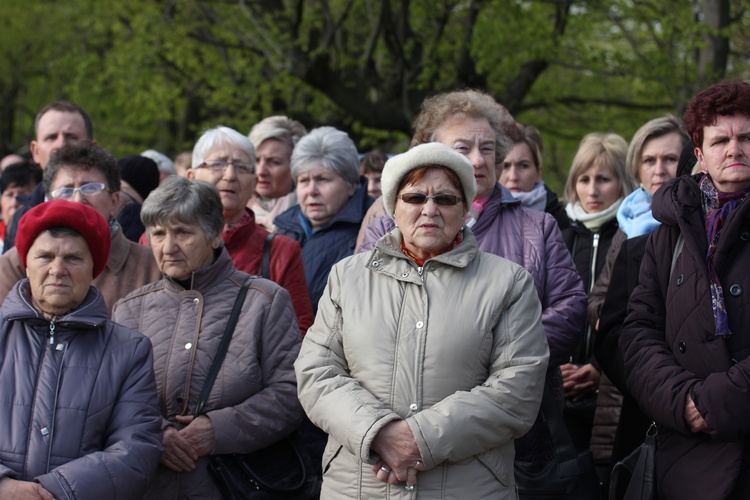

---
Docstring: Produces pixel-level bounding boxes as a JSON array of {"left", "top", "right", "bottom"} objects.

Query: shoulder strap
[
  {"left": 194, "top": 276, "right": 254, "bottom": 417},
  {"left": 261, "top": 233, "right": 274, "bottom": 280},
  {"left": 540, "top": 382, "right": 581, "bottom": 471}
]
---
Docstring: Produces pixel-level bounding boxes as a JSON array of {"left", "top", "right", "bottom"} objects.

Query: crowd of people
[{"left": 0, "top": 78, "right": 748, "bottom": 500}]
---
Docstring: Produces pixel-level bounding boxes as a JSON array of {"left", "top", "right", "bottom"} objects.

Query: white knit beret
[{"left": 381, "top": 142, "right": 477, "bottom": 217}]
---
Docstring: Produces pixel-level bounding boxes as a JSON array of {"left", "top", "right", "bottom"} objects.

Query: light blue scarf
[
  {"left": 616, "top": 187, "right": 660, "bottom": 238},
  {"left": 510, "top": 181, "right": 547, "bottom": 212}
]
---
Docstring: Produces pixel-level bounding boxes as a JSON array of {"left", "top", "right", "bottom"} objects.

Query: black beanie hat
[{"left": 118, "top": 155, "right": 160, "bottom": 201}]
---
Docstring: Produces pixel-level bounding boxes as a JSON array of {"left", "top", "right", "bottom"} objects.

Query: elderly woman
[
  {"left": 274, "top": 126, "right": 374, "bottom": 313},
  {"left": 0, "top": 141, "right": 161, "bottom": 314},
  {"left": 0, "top": 199, "right": 162, "bottom": 499},
  {"left": 499, "top": 123, "right": 569, "bottom": 229},
  {"left": 184, "top": 125, "right": 313, "bottom": 334},
  {"left": 357, "top": 90, "right": 586, "bottom": 472},
  {"left": 295, "top": 142, "right": 549, "bottom": 498},
  {"left": 248, "top": 115, "right": 307, "bottom": 231},
  {"left": 113, "top": 177, "right": 303, "bottom": 499},
  {"left": 560, "top": 132, "right": 635, "bottom": 451},
  {"left": 620, "top": 80, "right": 750, "bottom": 498}
]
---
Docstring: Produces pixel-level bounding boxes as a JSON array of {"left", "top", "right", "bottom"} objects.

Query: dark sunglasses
[{"left": 398, "top": 193, "right": 465, "bottom": 206}]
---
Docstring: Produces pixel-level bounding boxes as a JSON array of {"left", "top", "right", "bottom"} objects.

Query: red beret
[{"left": 16, "top": 199, "right": 112, "bottom": 278}]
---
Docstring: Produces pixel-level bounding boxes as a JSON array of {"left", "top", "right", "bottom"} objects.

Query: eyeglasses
[
  {"left": 398, "top": 193, "right": 465, "bottom": 206},
  {"left": 50, "top": 182, "right": 109, "bottom": 200},
  {"left": 197, "top": 160, "right": 255, "bottom": 175}
]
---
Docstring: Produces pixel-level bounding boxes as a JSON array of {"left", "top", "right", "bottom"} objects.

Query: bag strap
[
  {"left": 669, "top": 233, "right": 684, "bottom": 281},
  {"left": 540, "top": 382, "right": 582, "bottom": 476},
  {"left": 194, "top": 276, "right": 254, "bottom": 417},
  {"left": 261, "top": 233, "right": 274, "bottom": 280}
]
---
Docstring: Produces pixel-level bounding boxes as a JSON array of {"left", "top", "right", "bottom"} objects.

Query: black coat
[{"left": 620, "top": 175, "right": 750, "bottom": 499}]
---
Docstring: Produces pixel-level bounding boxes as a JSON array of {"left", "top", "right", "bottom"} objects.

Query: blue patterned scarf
[{"left": 700, "top": 174, "right": 750, "bottom": 337}]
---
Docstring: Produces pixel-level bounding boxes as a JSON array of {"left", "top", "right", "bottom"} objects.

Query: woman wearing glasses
[
  {"left": 185, "top": 126, "right": 314, "bottom": 335},
  {"left": 274, "top": 126, "right": 375, "bottom": 314},
  {"left": 295, "top": 143, "right": 549, "bottom": 499},
  {"left": 0, "top": 140, "right": 161, "bottom": 314}
]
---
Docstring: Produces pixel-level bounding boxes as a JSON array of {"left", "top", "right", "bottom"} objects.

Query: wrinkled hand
[
  {"left": 0, "top": 477, "right": 54, "bottom": 500},
  {"left": 684, "top": 394, "right": 709, "bottom": 434},
  {"left": 175, "top": 415, "right": 216, "bottom": 457},
  {"left": 561, "top": 363, "right": 601, "bottom": 399},
  {"left": 160, "top": 415, "right": 215, "bottom": 472},
  {"left": 161, "top": 426, "right": 198, "bottom": 472},
  {"left": 370, "top": 420, "right": 423, "bottom": 487}
]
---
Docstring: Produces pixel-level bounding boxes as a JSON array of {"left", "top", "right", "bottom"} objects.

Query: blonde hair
[
  {"left": 564, "top": 133, "right": 635, "bottom": 204},
  {"left": 626, "top": 115, "right": 687, "bottom": 182}
]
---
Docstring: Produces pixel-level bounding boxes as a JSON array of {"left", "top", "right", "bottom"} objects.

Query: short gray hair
[
  {"left": 141, "top": 176, "right": 225, "bottom": 241},
  {"left": 291, "top": 127, "right": 360, "bottom": 186},
  {"left": 248, "top": 116, "right": 307, "bottom": 156},
  {"left": 192, "top": 126, "right": 255, "bottom": 169}
]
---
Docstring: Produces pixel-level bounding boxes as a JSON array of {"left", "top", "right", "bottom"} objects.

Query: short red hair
[{"left": 683, "top": 79, "right": 750, "bottom": 149}]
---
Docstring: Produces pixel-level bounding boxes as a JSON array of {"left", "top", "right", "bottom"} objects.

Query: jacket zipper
[
  {"left": 589, "top": 233, "right": 600, "bottom": 293},
  {"left": 49, "top": 320, "right": 55, "bottom": 345}
]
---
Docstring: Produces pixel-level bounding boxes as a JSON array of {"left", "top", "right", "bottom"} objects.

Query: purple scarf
[{"left": 700, "top": 175, "right": 750, "bottom": 336}]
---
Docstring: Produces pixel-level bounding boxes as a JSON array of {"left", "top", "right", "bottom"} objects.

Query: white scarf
[{"left": 565, "top": 198, "right": 623, "bottom": 232}]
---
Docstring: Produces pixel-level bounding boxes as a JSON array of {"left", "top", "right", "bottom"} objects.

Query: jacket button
[
  {"left": 193, "top": 298, "right": 200, "bottom": 304},
  {"left": 741, "top": 231, "right": 750, "bottom": 241},
  {"left": 40, "top": 427, "right": 50, "bottom": 436},
  {"left": 676, "top": 274, "right": 684, "bottom": 286},
  {"left": 409, "top": 403, "right": 418, "bottom": 411},
  {"left": 730, "top": 284, "right": 743, "bottom": 296},
  {"left": 371, "top": 261, "right": 380, "bottom": 268},
  {"left": 185, "top": 343, "right": 193, "bottom": 350},
  {"left": 416, "top": 321, "right": 424, "bottom": 329},
  {"left": 678, "top": 341, "right": 686, "bottom": 353},
  {"left": 401, "top": 271, "right": 409, "bottom": 278}
]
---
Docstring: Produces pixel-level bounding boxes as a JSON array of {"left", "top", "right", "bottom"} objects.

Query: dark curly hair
[
  {"left": 43, "top": 140, "right": 121, "bottom": 195},
  {"left": 683, "top": 80, "right": 750, "bottom": 150}
]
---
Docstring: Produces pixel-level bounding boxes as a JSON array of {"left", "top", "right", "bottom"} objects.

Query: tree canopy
[{"left": 1, "top": 0, "right": 747, "bottom": 190}]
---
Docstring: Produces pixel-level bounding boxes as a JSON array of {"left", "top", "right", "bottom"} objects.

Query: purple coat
[{"left": 360, "top": 183, "right": 586, "bottom": 367}]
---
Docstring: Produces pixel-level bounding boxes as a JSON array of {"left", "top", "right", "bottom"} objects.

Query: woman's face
[
  {"left": 500, "top": 142, "right": 541, "bottom": 193},
  {"left": 148, "top": 221, "right": 220, "bottom": 281},
  {"left": 296, "top": 165, "right": 355, "bottom": 229},
  {"left": 393, "top": 168, "right": 467, "bottom": 262},
  {"left": 639, "top": 132, "right": 683, "bottom": 196},
  {"left": 1, "top": 182, "right": 35, "bottom": 225},
  {"left": 434, "top": 117, "right": 497, "bottom": 198},
  {"left": 187, "top": 144, "right": 255, "bottom": 224},
  {"left": 575, "top": 163, "right": 621, "bottom": 214},
  {"left": 255, "top": 139, "right": 293, "bottom": 201}
]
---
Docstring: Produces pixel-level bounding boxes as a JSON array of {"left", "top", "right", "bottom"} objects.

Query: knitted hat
[
  {"left": 118, "top": 155, "right": 160, "bottom": 201},
  {"left": 381, "top": 142, "right": 477, "bottom": 217},
  {"left": 17, "top": 199, "right": 111, "bottom": 278}
]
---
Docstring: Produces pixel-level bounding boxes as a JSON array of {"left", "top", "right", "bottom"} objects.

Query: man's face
[
  {"left": 49, "top": 166, "right": 119, "bottom": 222},
  {"left": 26, "top": 231, "right": 94, "bottom": 316},
  {"left": 30, "top": 110, "right": 89, "bottom": 169}
]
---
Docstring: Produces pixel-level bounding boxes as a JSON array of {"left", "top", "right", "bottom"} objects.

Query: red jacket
[
  {"left": 224, "top": 210, "right": 313, "bottom": 335},
  {"left": 139, "top": 210, "right": 313, "bottom": 335}
]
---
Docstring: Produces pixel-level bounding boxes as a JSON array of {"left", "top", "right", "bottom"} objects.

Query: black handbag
[
  {"left": 193, "top": 277, "right": 313, "bottom": 499},
  {"left": 516, "top": 384, "right": 602, "bottom": 500},
  {"left": 608, "top": 423, "right": 657, "bottom": 500}
]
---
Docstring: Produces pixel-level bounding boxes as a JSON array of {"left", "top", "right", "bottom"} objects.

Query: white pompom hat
[{"left": 381, "top": 142, "right": 477, "bottom": 217}]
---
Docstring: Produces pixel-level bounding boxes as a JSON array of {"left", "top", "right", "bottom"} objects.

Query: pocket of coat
[
  {"left": 321, "top": 440, "right": 343, "bottom": 475},
  {"left": 475, "top": 447, "right": 511, "bottom": 486}
]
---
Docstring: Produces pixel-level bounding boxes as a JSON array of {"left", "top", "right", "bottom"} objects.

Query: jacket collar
[
  {"left": 163, "top": 246, "right": 235, "bottom": 293},
  {"left": 369, "top": 227, "right": 479, "bottom": 280},
  {"left": 2, "top": 280, "right": 109, "bottom": 328},
  {"left": 106, "top": 224, "right": 130, "bottom": 275}
]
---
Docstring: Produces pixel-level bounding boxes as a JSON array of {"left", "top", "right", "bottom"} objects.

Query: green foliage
[{"left": 1, "top": 0, "right": 748, "bottom": 186}]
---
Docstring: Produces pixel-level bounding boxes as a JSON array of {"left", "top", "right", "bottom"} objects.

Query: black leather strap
[
  {"left": 540, "top": 383, "right": 581, "bottom": 475},
  {"left": 261, "top": 233, "right": 274, "bottom": 280},
  {"left": 194, "top": 276, "right": 253, "bottom": 417}
]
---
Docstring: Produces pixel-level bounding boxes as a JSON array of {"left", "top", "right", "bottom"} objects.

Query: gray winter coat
[
  {"left": 296, "top": 228, "right": 549, "bottom": 499},
  {"left": 0, "top": 280, "right": 163, "bottom": 499},
  {"left": 113, "top": 247, "right": 304, "bottom": 499}
]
